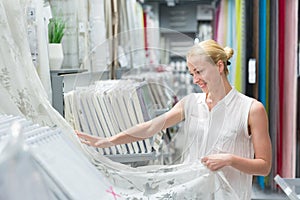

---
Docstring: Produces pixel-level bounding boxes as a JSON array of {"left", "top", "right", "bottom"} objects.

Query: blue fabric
[
  {"left": 258, "top": 0, "right": 267, "bottom": 190},
  {"left": 259, "top": 0, "right": 267, "bottom": 107}
]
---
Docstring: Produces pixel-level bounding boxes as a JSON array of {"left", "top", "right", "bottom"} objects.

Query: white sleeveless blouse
[{"left": 182, "top": 88, "right": 254, "bottom": 200}]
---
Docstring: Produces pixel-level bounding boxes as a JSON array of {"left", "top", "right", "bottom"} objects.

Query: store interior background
[
  {"left": 3, "top": 0, "right": 300, "bottom": 198},
  {"left": 49, "top": 0, "right": 299, "bottom": 193}
]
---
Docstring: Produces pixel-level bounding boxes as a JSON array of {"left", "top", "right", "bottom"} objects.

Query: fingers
[
  {"left": 79, "top": 139, "right": 91, "bottom": 146},
  {"left": 75, "top": 130, "right": 85, "bottom": 136},
  {"left": 74, "top": 130, "right": 108, "bottom": 148},
  {"left": 201, "top": 156, "right": 219, "bottom": 171},
  {"left": 201, "top": 157, "right": 208, "bottom": 163},
  {"left": 203, "top": 160, "right": 217, "bottom": 171},
  {"left": 75, "top": 130, "right": 94, "bottom": 146},
  {"left": 75, "top": 130, "right": 94, "bottom": 139}
]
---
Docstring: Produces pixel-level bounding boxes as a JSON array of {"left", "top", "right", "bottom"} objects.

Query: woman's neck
[{"left": 206, "top": 79, "right": 232, "bottom": 108}]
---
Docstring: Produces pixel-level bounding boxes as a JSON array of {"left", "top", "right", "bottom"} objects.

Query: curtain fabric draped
[{"left": 0, "top": 0, "right": 245, "bottom": 199}]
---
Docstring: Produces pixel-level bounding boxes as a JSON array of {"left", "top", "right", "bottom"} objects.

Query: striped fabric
[{"left": 213, "top": 0, "right": 299, "bottom": 189}]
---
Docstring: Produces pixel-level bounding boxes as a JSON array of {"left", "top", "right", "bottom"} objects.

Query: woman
[{"left": 76, "top": 39, "right": 272, "bottom": 199}]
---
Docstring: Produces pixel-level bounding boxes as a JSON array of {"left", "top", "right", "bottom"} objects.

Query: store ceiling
[{"left": 144, "top": 0, "right": 215, "bottom": 6}]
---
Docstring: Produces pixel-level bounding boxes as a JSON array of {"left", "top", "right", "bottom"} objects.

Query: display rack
[
  {"left": 274, "top": 175, "right": 300, "bottom": 200},
  {"left": 50, "top": 68, "right": 87, "bottom": 116}
]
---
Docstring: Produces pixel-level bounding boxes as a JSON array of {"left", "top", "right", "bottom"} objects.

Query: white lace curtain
[{"left": 0, "top": 1, "right": 240, "bottom": 199}]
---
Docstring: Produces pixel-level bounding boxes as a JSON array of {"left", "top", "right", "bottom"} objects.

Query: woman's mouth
[{"left": 198, "top": 82, "right": 207, "bottom": 88}]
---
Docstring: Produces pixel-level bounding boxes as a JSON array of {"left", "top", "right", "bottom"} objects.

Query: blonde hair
[{"left": 187, "top": 40, "right": 234, "bottom": 75}]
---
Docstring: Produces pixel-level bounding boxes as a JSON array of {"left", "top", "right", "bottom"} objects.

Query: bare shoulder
[
  {"left": 250, "top": 100, "right": 266, "bottom": 115},
  {"left": 248, "top": 100, "right": 268, "bottom": 128}
]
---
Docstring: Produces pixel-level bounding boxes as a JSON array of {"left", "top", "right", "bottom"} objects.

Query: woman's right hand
[{"left": 75, "top": 130, "right": 113, "bottom": 148}]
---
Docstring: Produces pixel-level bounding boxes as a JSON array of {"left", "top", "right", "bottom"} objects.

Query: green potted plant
[
  {"left": 48, "top": 17, "right": 65, "bottom": 43},
  {"left": 48, "top": 17, "right": 65, "bottom": 70}
]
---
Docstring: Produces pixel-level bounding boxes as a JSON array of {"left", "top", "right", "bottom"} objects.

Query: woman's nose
[{"left": 193, "top": 74, "right": 200, "bottom": 84}]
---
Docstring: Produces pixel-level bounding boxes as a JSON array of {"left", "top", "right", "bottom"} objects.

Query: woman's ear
[{"left": 217, "top": 60, "right": 224, "bottom": 74}]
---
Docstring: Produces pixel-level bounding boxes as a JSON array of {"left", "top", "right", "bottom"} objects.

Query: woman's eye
[{"left": 199, "top": 70, "right": 205, "bottom": 74}]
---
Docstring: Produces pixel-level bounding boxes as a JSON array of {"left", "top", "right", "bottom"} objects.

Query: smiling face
[{"left": 187, "top": 55, "right": 224, "bottom": 94}]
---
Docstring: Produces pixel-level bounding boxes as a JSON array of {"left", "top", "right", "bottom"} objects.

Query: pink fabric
[
  {"left": 213, "top": 2, "right": 221, "bottom": 41},
  {"left": 282, "top": 0, "right": 298, "bottom": 178},
  {"left": 277, "top": 0, "right": 285, "bottom": 177},
  {"left": 215, "top": 0, "right": 228, "bottom": 45}
]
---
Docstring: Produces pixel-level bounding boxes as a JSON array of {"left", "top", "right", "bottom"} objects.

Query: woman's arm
[
  {"left": 233, "top": 100, "right": 272, "bottom": 175},
  {"left": 76, "top": 99, "right": 185, "bottom": 148},
  {"left": 201, "top": 100, "right": 272, "bottom": 176}
]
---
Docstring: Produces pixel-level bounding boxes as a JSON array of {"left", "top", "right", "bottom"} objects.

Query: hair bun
[{"left": 224, "top": 47, "right": 234, "bottom": 60}]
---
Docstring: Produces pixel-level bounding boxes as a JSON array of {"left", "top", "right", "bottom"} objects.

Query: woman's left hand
[{"left": 201, "top": 154, "right": 233, "bottom": 171}]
